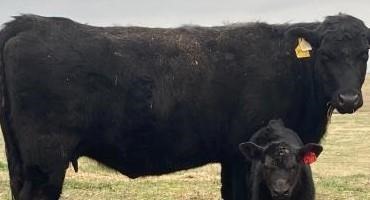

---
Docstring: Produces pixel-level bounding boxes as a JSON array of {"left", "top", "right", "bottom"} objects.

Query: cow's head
[
  {"left": 286, "top": 14, "right": 369, "bottom": 114},
  {"left": 239, "top": 141, "right": 322, "bottom": 200}
]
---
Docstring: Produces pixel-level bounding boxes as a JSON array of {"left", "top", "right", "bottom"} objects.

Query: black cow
[
  {"left": 0, "top": 14, "right": 368, "bottom": 200},
  {"left": 239, "top": 119, "right": 323, "bottom": 200}
]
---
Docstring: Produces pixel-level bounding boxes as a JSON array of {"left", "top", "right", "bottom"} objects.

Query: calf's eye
[{"left": 289, "top": 166, "right": 297, "bottom": 171}]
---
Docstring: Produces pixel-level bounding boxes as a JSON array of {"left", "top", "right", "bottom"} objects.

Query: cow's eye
[
  {"left": 359, "top": 51, "right": 369, "bottom": 61},
  {"left": 320, "top": 52, "right": 334, "bottom": 62}
]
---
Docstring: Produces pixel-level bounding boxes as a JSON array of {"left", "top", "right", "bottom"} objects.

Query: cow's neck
[{"left": 297, "top": 56, "right": 330, "bottom": 143}]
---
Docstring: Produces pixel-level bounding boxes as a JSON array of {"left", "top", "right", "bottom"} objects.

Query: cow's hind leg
[
  {"left": 4, "top": 139, "right": 24, "bottom": 199},
  {"left": 221, "top": 161, "right": 250, "bottom": 200},
  {"left": 4, "top": 129, "right": 70, "bottom": 200},
  {"left": 15, "top": 128, "right": 76, "bottom": 200}
]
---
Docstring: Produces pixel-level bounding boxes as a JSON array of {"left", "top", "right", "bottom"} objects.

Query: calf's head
[
  {"left": 287, "top": 14, "right": 369, "bottom": 113},
  {"left": 239, "top": 141, "right": 322, "bottom": 200}
]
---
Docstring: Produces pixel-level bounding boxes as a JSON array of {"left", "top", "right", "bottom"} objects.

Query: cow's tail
[{"left": 0, "top": 15, "right": 34, "bottom": 199}]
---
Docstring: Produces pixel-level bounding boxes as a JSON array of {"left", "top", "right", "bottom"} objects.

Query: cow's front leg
[{"left": 221, "top": 161, "right": 250, "bottom": 200}]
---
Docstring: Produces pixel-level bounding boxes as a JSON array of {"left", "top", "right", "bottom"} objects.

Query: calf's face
[{"left": 239, "top": 142, "right": 322, "bottom": 200}]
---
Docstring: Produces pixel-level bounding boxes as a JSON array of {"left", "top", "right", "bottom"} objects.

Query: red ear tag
[{"left": 303, "top": 152, "right": 317, "bottom": 165}]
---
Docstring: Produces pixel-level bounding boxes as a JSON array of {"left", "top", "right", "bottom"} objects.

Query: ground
[{"left": 1, "top": 77, "right": 370, "bottom": 200}]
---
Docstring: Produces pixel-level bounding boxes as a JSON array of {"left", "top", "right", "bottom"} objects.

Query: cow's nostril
[
  {"left": 338, "top": 93, "right": 360, "bottom": 107},
  {"left": 353, "top": 94, "right": 360, "bottom": 106},
  {"left": 338, "top": 94, "right": 345, "bottom": 106}
]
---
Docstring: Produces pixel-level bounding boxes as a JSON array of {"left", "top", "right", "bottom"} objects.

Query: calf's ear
[
  {"left": 285, "top": 27, "right": 320, "bottom": 48},
  {"left": 239, "top": 142, "right": 264, "bottom": 161},
  {"left": 298, "top": 143, "right": 323, "bottom": 164}
]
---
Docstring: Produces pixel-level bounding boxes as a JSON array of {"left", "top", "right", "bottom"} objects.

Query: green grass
[{"left": 2, "top": 77, "right": 370, "bottom": 199}]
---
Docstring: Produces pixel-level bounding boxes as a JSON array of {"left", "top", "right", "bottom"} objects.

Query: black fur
[{"left": 0, "top": 14, "right": 368, "bottom": 199}]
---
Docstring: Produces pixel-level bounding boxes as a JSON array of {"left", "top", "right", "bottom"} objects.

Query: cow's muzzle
[{"left": 333, "top": 90, "right": 363, "bottom": 114}]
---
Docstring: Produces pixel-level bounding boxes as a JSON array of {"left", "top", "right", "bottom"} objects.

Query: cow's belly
[{"left": 79, "top": 125, "right": 217, "bottom": 178}]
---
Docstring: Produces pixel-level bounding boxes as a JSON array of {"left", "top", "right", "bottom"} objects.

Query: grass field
[{"left": 1, "top": 78, "right": 370, "bottom": 200}]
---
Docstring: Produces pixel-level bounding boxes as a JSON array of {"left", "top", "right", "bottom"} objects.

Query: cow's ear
[
  {"left": 239, "top": 142, "right": 264, "bottom": 161},
  {"left": 285, "top": 27, "right": 320, "bottom": 47},
  {"left": 298, "top": 143, "right": 323, "bottom": 164}
]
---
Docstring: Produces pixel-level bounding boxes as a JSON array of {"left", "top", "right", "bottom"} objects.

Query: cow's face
[
  {"left": 287, "top": 14, "right": 369, "bottom": 114},
  {"left": 239, "top": 142, "right": 322, "bottom": 200}
]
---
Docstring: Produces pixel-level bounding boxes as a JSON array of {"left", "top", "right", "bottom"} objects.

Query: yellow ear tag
[{"left": 295, "top": 37, "right": 312, "bottom": 58}]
